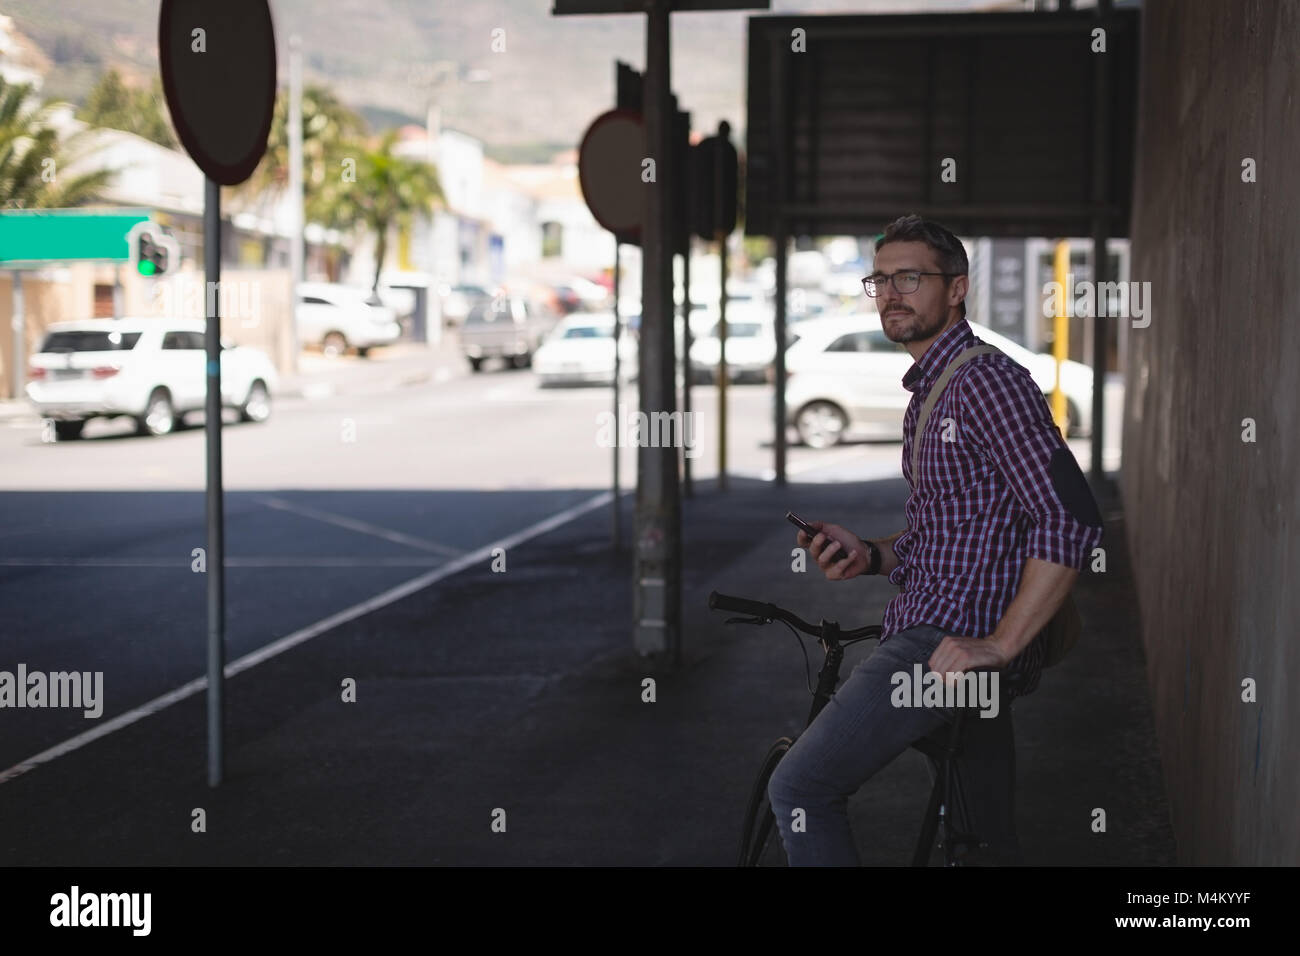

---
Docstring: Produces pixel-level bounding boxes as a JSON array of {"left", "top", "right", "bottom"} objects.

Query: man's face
[{"left": 871, "top": 240, "right": 965, "bottom": 345}]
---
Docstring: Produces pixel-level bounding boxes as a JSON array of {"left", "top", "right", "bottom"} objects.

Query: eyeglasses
[{"left": 861, "top": 271, "right": 964, "bottom": 297}]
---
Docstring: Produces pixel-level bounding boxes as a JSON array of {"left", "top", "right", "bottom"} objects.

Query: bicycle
[{"left": 710, "top": 589, "right": 1022, "bottom": 867}]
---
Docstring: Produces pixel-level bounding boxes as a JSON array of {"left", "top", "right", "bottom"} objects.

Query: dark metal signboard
[
  {"left": 988, "top": 238, "right": 1027, "bottom": 344},
  {"left": 555, "top": 1, "right": 767, "bottom": 13},
  {"left": 578, "top": 109, "right": 647, "bottom": 241},
  {"left": 745, "top": 9, "right": 1138, "bottom": 239},
  {"left": 159, "top": 0, "right": 277, "bottom": 185}
]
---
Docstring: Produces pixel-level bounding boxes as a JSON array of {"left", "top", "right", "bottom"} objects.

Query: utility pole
[
  {"left": 553, "top": 0, "right": 767, "bottom": 666},
  {"left": 634, "top": 0, "right": 681, "bottom": 663},
  {"left": 287, "top": 34, "right": 303, "bottom": 373}
]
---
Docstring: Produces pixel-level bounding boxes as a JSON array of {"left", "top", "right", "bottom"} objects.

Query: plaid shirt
[{"left": 879, "top": 318, "right": 1104, "bottom": 696}]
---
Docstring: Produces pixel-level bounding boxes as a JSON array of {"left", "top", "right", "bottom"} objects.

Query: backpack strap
[{"left": 911, "top": 344, "right": 1002, "bottom": 480}]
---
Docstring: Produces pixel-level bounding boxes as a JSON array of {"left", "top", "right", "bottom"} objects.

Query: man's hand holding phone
[{"left": 787, "top": 512, "right": 868, "bottom": 581}]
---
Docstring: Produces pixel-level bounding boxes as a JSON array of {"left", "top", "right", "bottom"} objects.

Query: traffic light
[
  {"left": 136, "top": 229, "right": 166, "bottom": 276},
  {"left": 128, "top": 222, "right": 177, "bottom": 278}
]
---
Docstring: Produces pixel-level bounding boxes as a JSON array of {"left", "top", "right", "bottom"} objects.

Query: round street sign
[
  {"left": 158, "top": 0, "right": 277, "bottom": 186},
  {"left": 578, "top": 109, "right": 646, "bottom": 239}
]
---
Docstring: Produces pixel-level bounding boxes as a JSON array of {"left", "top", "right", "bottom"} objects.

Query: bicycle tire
[{"left": 738, "top": 736, "right": 794, "bottom": 867}]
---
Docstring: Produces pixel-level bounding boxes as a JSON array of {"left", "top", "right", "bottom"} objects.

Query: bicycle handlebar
[
  {"left": 708, "top": 590, "right": 881, "bottom": 641},
  {"left": 709, "top": 591, "right": 778, "bottom": 619}
]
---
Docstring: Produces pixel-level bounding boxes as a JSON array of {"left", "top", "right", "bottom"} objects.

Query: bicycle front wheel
[{"left": 738, "top": 736, "right": 794, "bottom": 867}]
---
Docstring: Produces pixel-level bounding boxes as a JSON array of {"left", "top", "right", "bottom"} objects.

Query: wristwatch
[{"left": 859, "top": 536, "right": 882, "bottom": 575}]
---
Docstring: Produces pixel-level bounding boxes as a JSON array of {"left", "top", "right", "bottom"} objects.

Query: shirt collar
[{"left": 901, "top": 318, "right": 977, "bottom": 393}]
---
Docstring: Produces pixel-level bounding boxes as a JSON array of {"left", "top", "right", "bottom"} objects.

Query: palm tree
[
  {"left": 0, "top": 76, "right": 114, "bottom": 209},
  {"left": 235, "top": 84, "right": 366, "bottom": 216},
  {"left": 311, "top": 129, "right": 444, "bottom": 294},
  {"left": 77, "top": 69, "right": 176, "bottom": 149}
]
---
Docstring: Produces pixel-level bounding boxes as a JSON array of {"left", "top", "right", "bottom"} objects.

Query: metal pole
[
  {"left": 770, "top": 32, "right": 789, "bottom": 487},
  {"left": 113, "top": 265, "right": 123, "bottom": 320},
  {"left": 1090, "top": 229, "right": 1108, "bottom": 478},
  {"left": 11, "top": 271, "right": 24, "bottom": 400},
  {"left": 204, "top": 177, "right": 226, "bottom": 788},
  {"left": 681, "top": 241, "right": 692, "bottom": 497},
  {"left": 287, "top": 34, "right": 304, "bottom": 373},
  {"left": 717, "top": 225, "right": 728, "bottom": 491},
  {"left": 633, "top": 0, "right": 680, "bottom": 663},
  {"left": 1089, "top": 0, "right": 1112, "bottom": 482},
  {"left": 427, "top": 97, "right": 444, "bottom": 350},
  {"left": 1051, "top": 240, "right": 1069, "bottom": 431},
  {"left": 612, "top": 240, "right": 622, "bottom": 549},
  {"left": 774, "top": 225, "right": 787, "bottom": 487}
]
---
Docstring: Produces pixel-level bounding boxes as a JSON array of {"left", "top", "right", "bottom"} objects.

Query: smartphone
[
  {"left": 787, "top": 511, "right": 853, "bottom": 561},
  {"left": 785, "top": 510, "right": 820, "bottom": 537}
]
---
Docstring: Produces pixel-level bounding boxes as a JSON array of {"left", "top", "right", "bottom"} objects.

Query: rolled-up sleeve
[{"left": 958, "top": 361, "right": 1104, "bottom": 571}]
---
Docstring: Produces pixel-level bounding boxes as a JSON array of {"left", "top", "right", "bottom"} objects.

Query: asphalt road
[
  {"left": 0, "top": 339, "right": 1121, "bottom": 773},
  {"left": 0, "top": 340, "right": 923, "bottom": 772}
]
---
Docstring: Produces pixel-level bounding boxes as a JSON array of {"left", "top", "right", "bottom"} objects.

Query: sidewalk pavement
[{"left": 0, "top": 470, "right": 1175, "bottom": 866}]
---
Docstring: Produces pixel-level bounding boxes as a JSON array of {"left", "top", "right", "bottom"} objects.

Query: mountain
[{"left": 3, "top": 0, "right": 999, "bottom": 151}]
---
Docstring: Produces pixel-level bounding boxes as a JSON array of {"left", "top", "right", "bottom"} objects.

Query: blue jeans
[{"left": 766, "top": 624, "right": 1023, "bottom": 866}]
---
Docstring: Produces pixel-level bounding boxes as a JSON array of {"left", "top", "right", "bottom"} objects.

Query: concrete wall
[{"left": 1124, "top": 0, "right": 1300, "bottom": 864}]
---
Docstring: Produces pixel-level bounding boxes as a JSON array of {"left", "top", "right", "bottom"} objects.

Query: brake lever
[{"left": 724, "top": 614, "right": 770, "bottom": 626}]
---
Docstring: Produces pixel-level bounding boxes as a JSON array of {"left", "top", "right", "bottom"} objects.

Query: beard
[{"left": 880, "top": 305, "right": 947, "bottom": 343}]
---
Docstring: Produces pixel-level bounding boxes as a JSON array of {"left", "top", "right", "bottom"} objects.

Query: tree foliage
[
  {"left": 77, "top": 69, "right": 176, "bottom": 148},
  {"left": 310, "top": 129, "right": 444, "bottom": 292},
  {"left": 1, "top": 76, "right": 114, "bottom": 209}
]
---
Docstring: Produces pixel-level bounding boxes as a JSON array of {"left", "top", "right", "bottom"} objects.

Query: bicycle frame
[
  {"left": 806, "top": 620, "right": 847, "bottom": 726},
  {"left": 712, "top": 590, "right": 995, "bottom": 867}
]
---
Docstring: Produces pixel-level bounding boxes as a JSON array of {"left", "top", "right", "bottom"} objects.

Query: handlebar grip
[{"left": 708, "top": 590, "right": 775, "bottom": 618}]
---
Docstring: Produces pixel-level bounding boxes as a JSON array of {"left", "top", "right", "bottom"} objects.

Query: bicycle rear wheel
[{"left": 738, "top": 736, "right": 794, "bottom": 867}]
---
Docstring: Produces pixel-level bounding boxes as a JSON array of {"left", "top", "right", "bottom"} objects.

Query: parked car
[
  {"left": 296, "top": 281, "right": 401, "bottom": 357},
  {"left": 550, "top": 276, "right": 609, "bottom": 314},
  {"left": 438, "top": 283, "right": 491, "bottom": 328},
  {"left": 821, "top": 259, "right": 869, "bottom": 299},
  {"left": 533, "top": 313, "right": 637, "bottom": 387},
  {"left": 458, "top": 295, "right": 558, "bottom": 371},
  {"left": 781, "top": 314, "right": 1093, "bottom": 448},
  {"left": 689, "top": 306, "right": 799, "bottom": 384},
  {"left": 25, "top": 318, "right": 278, "bottom": 439}
]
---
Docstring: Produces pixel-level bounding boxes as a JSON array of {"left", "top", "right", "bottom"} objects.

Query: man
[{"left": 766, "top": 214, "right": 1104, "bottom": 866}]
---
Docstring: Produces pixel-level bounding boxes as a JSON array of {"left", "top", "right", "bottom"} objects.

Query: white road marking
[
  {"left": 251, "top": 494, "right": 463, "bottom": 557},
  {"left": 0, "top": 557, "right": 447, "bottom": 568},
  {"left": 0, "top": 490, "right": 616, "bottom": 784}
]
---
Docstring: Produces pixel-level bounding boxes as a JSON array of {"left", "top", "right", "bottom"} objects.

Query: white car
[
  {"left": 26, "top": 318, "right": 279, "bottom": 439},
  {"left": 689, "top": 312, "right": 784, "bottom": 384},
  {"left": 782, "top": 314, "right": 1093, "bottom": 448},
  {"left": 533, "top": 313, "right": 637, "bottom": 387},
  {"left": 297, "top": 281, "right": 401, "bottom": 357}
]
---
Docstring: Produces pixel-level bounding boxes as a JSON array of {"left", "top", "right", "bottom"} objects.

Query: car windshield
[
  {"left": 40, "top": 330, "right": 142, "bottom": 352},
  {"left": 561, "top": 325, "right": 613, "bottom": 339}
]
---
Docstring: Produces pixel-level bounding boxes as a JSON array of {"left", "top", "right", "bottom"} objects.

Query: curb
[{"left": 0, "top": 401, "right": 39, "bottom": 424}]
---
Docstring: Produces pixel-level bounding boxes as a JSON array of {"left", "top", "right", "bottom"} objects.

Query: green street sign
[{"left": 0, "top": 210, "right": 152, "bottom": 264}]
